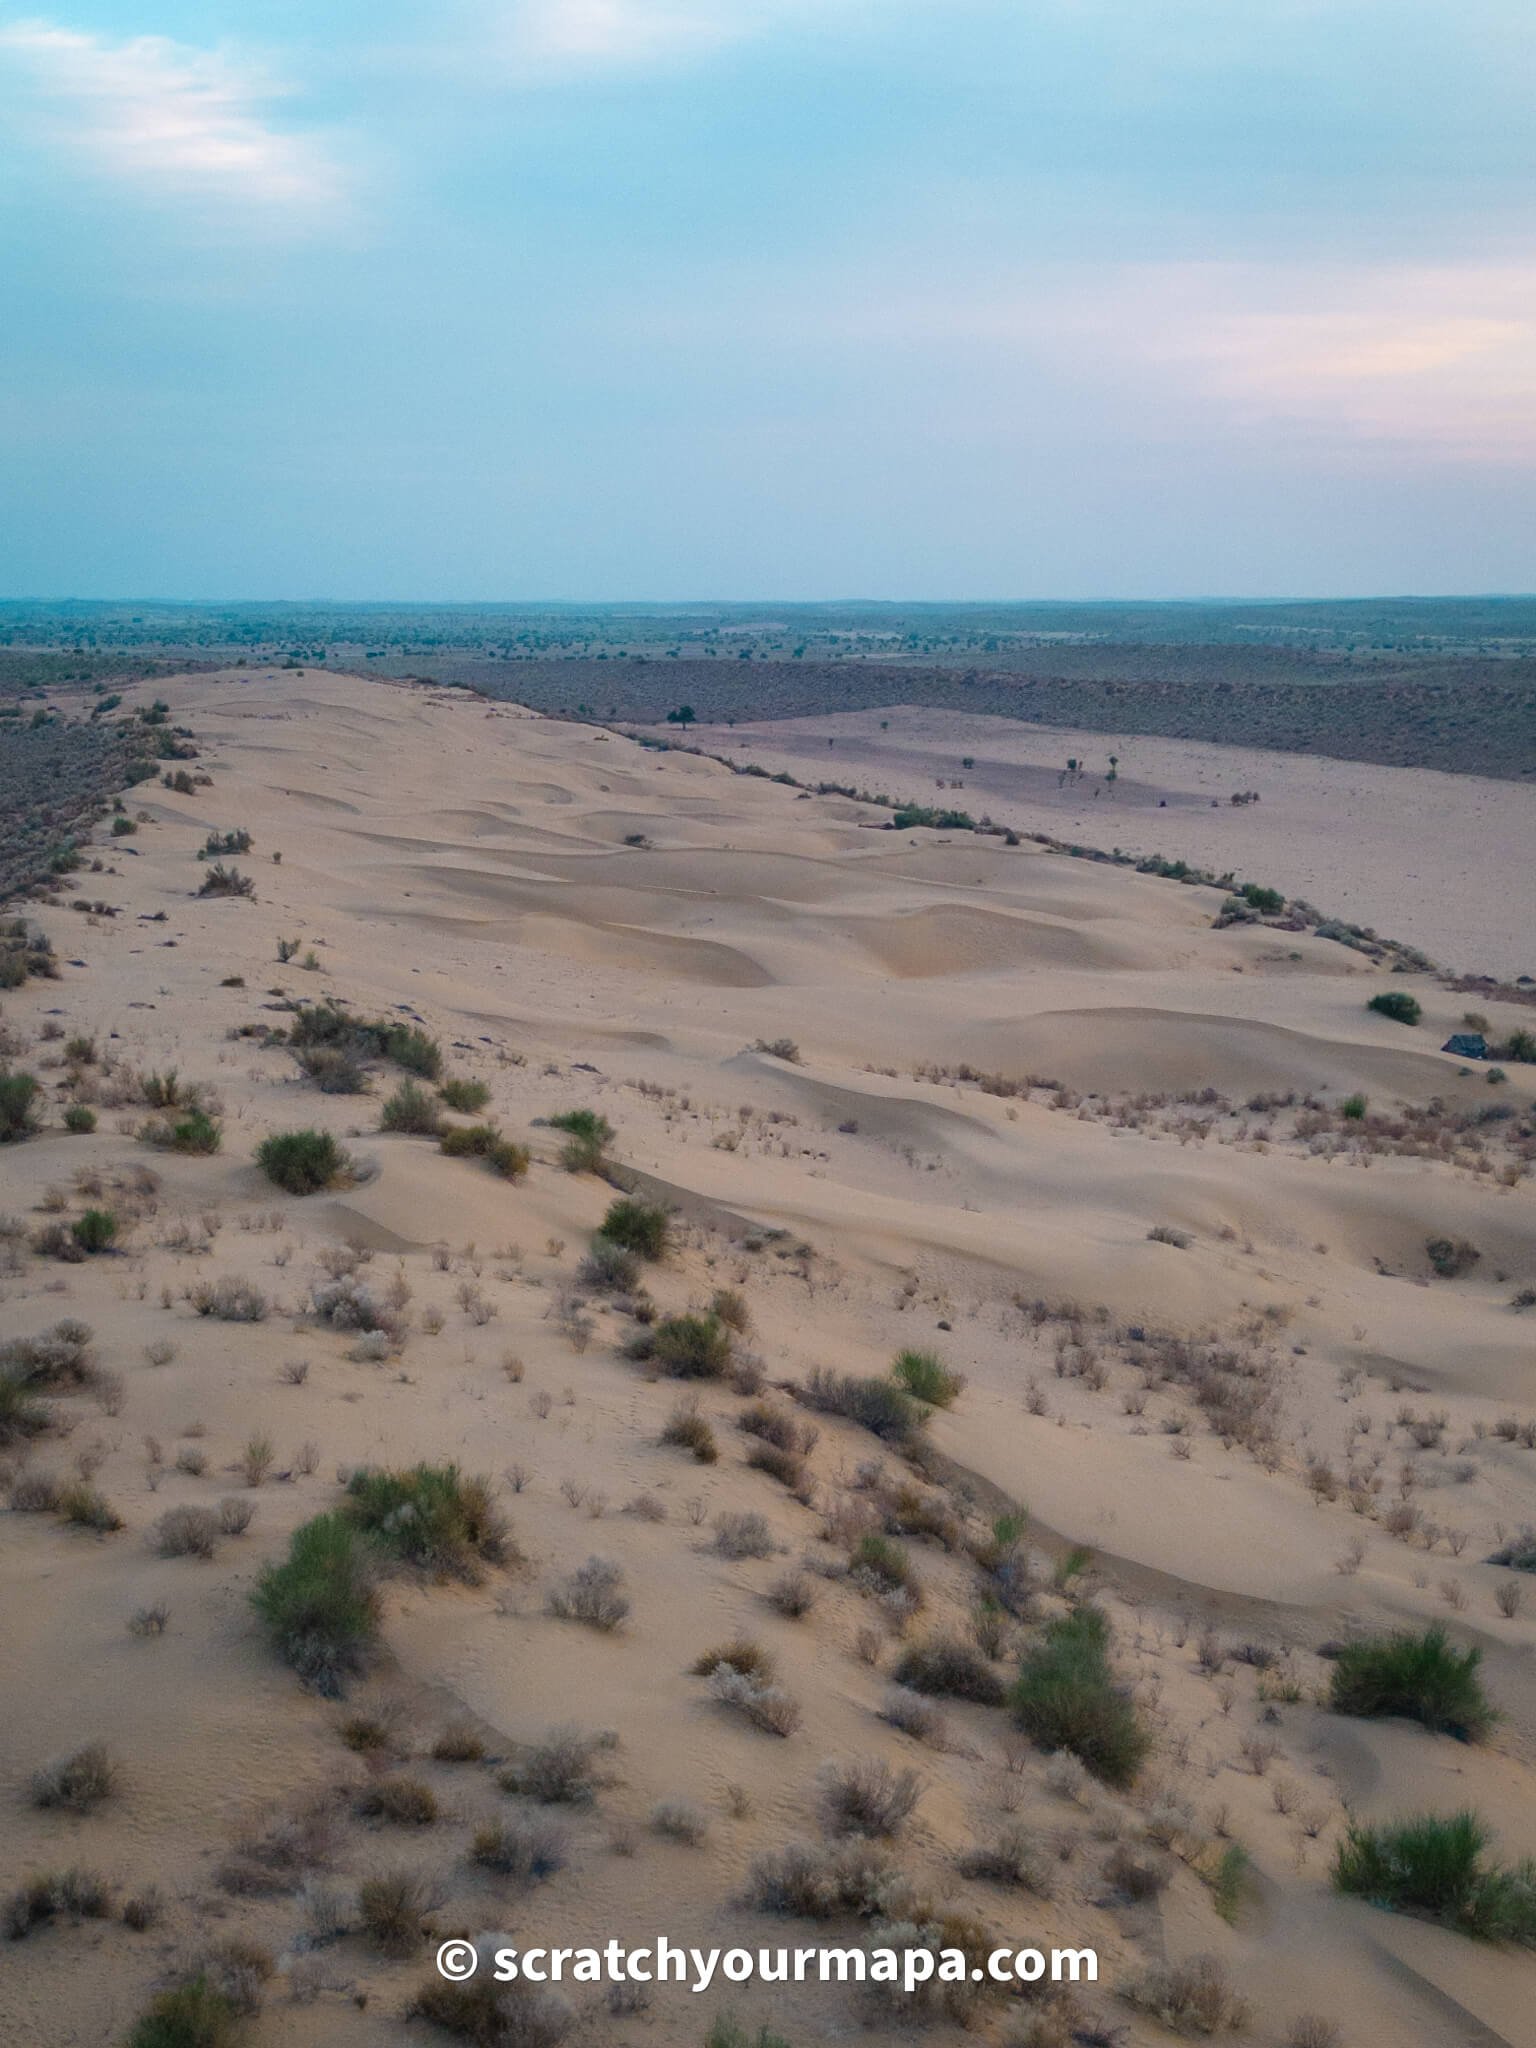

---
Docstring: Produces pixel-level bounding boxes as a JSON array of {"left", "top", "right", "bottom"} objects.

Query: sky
[{"left": 1, "top": 1, "right": 1533, "bottom": 601}]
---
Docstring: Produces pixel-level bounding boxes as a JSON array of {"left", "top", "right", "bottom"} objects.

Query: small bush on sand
[
  {"left": 5, "top": 1866, "right": 113, "bottom": 1939},
  {"left": 197, "top": 863, "right": 255, "bottom": 899},
  {"left": 652, "top": 1798, "right": 710, "bottom": 1845},
  {"left": 850, "top": 1533, "right": 921, "bottom": 1604},
  {"left": 766, "top": 1571, "right": 816, "bottom": 1619},
  {"left": 600, "top": 1197, "right": 671, "bottom": 1259},
  {"left": 127, "top": 1975, "right": 240, "bottom": 2048},
  {"left": 706, "top": 1665, "right": 803, "bottom": 1737},
  {"left": 705, "top": 2020, "right": 792, "bottom": 2048},
  {"left": 58, "top": 1483, "right": 123, "bottom": 1532},
  {"left": 381, "top": 1081, "right": 443, "bottom": 1136},
  {"left": 343, "top": 1464, "right": 509, "bottom": 1580},
  {"left": 406, "top": 1976, "right": 573, "bottom": 2048},
  {"left": 1329, "top": 1624, "right": 1494, "bottom": 1741},
  {"left": 661, "top": 1398, "right": 718, "bottom": 1461},
  {"left": 692, "top": 1638, "right": 776, "bottom": 1682},
  {"left": 818, "top": 1758, "right": 922, "bottom": 1837},
  {"left": 801, "top": 1368, "right": 924, "bottom": 1443},
  {"left": 356, "top": 1777, "right": 438, "bottom": 1826},
  {"left": 32, "top": 1743, "right": 117, "bottom": 1812},
  {"left": 549, "top": 1109, "right": 613, "bottom": 1174},
  {"left": 1012, "top": 1606, "right": 1149, "bottom": 1789},
  {"left": 1489, "top": 1527, "right": 1536, "bottom": 1573},
  {"left": 578, "top": 1235, "right": 641, "bottom": 1293},
  {"left": 1368, "top": 990, "right": 1421, "bottom": 1026},
  {"left": 250, "top": 1512, "right": 380, "bottom": 1694},
  {"left": 63, "top": 1104, "right": 97, "bottom": 1134},
  {"left": 71, "top": 1208, "right": 117, "bottom": 1255},
  {"left": 155, "top": 1505, "right": 223, "bottom": 1559},
  {"left": 1334, "top": 1809, "right": 1536, "bottom": 1943},
  {"left": 0, "top": 1071, "right": 42, "bottom": 1143},
  {"left": 891, "top": 1349, "right": 965, "bottom": 1408},
  {"left": 0, "top": 1372, "right": 53, "bottom": 1447},
  {"left": 142, "top": 1106, "right": 222, "bottom": 1153},
  {"left": 189, "top": 1275, "right": 269, "bottom": 1322},
  {"left": 748, "top": 1838, "right": 894, "bottom": 1918},
  {"left": 501, "top": 1728, "right": 606, "bottom": 1805},
  {"left": 1126, "top": 1956, "right": 1249, "bottom": 2035},
  {"left": 958, "top": 1822, "right": 1053, "bottom": 1892},
  {"left": 357, "top": 1868, "right": 436, "bottom": 1956},
  {"left": 545, "top": 1556, "right": 630, "bottom": 1631},
  {"left": 432, "top": 1723, "right": 486, "bottom": 1763},
  {"left": 297, "top": 1046, "right": 371, "bottom": 1095},
  {"left": 893, "top": 1635, "right": 1007, "bottom": 1705},
  {"left": 256, "top": 1128, "right": 349, "bottom": 1195},
  {"left": 646, "top": 1313, "right": 733, "bottom": 1379},
  {"left": 472, "top": 1815, "right": 568, "bottom": 1882},
  {"left": 715, "top": 1511, "right": 775, "bottom": 1560},
  {"left": 440, "top": 1076, "right": 490, "bottom": 1114},
  {"left": 746, "top": 1441, "right": 804, "bottom": 1489},
  {"left": 1426, "top": 1236, "right": 1480, "bottom": 1280}
]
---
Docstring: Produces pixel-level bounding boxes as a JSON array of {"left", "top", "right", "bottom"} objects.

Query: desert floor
[
  {"left": 684, "top": 705, "right": 1536, "bottom": 982},
  {"left": 2, "top": 666, "right": 1533, "bottom": 2048}
]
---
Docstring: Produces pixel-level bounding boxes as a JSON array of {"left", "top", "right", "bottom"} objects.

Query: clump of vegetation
[
  {"left": 472, "top": 1815, "right": 568, "bottom": 1882},
  {"left": 849, "top": 1531, "right": 922, "bottom": 1604},
  {"left": 196, "top": 862, "right": 255, "bottom": 899},
  {"left": 0, "top": 1070, "right": 42, "bottom": 1142},
  {"left": 31, "top": 1742, "right": 118, "bottom": 1812},
  {"left": 1329, "top": 1624, "right": 1494, "bottom": 1741},
  {"left": 752, "top": 1037, "right": 802, "bottom": 1063},
  {"left": 1126, "top": 1956, "right": 1250, "bottom": 2035},
  {"left": 817, "top": 1757, "right": 922, "bottom": 1837},
  {"left": 1368, "top": 990, "right": 1422, "bottom": 1026},
  {"left": 440, "top": 1076, "right": 490, "bottom": 1114},
  {"left": 1011, "top": 1605, "right": 1149, "bottom": 1788},
  {"left": 501, "top": 1728, "right": 607, "bottom": 1805},
  {"left": 63, "top": 1103, "right": 98, "bottom": 1134},
  {"left": 438, "top": 1119, "right": 529, "bottom": 1178},
  {"left": 714, "top": 1511, "right": 775, "bottom": 1560},
  {"left": 748, "top": 1838, "right": 894, "bottom": 1917},
  {"left": 1334, "top": 1810, "right": 1536, "bottom": 1944},
  {"left": 545, "top": 1556, "right": 630, "bottom": 1631},
  {"left": 297, "top": 1045, "right": 371, "bottom": 1094},
  {"left": 800, "top": 1367, "right": 925, "bottom": 1443},
  {"left": 891, "top": 1348, "right": 964, "bottom": 1407},
  {"left": 892, "top": 1634, "right": 1007, "bottom": 1705},
  {"left": 661, "top": 1397, "right": 718, "bottom": 1461},
  {"left": 549, "top": 1108, "right": 614, "bottom": 1173},
  {"left": 255, "top": 1128, "right": 350, "bottom": 1194},
  {"left": 343, "top": 1464, "right": 509, "bottom": 1580},
  {"left": 634, "top": 1312, "right": 733, "bottom": 1379},
  {"left": 141, "top": 1105, "right": 222, "bottom": 1152},
  {"left": 578, "top": 1234, "right": 641, "bottom": 1292},
  {"left": 5, "top": 1866, "right": 113, "bottom": 1939},
  {"left": 357, "top": 1867, "right": 436, "bottom": 1956},
  {"left": 201, "top": 829, "right": 252, "bottom": 857},
  {"left": 406, "top": 1977, "right": 573, "bottom": 2048},
  {"left": 704, "top": 1663, "right": 803, "bottom": 1737},
  {"left": 249, "top": 1511, "right": 380, "bottom": 1694},
  {"left": 356, "top": 1777, "right": 438, "bottom": 1826},
  {"left": 189, "top": 1275, "right": 269, "bottom": 1322},
  {"left": 600, "top": 1196, "right": 670, "bottom": 1259},
  {"left": 127, "top": 1975, "right": 240, "bottom": 2048},
  {"left": 381, "top": 1081, "right": 443, "bottom": 1135},
  {"left": 68, "top": 1207, "right": 117, "bottom": 1255},
  {"left": 1488, "top": 1527, "right": 1536, "bottom": 1573},
  {"left": 1426, "top": 1236, "right": 1480, "bottom": 1279}
]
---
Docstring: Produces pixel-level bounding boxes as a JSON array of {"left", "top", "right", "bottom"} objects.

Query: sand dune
[{"left": 2, "top": 666, "right": 1533, "bottom": 2048}]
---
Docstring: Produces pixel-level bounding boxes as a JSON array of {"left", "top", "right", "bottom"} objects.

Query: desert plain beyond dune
[{"left": 2, "top": 666, "right": 1535, "bottom": 2048}]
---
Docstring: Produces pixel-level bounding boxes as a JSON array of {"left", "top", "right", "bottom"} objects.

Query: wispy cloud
[
  {"left": 495, "top": 0, "right": 908, "bottom": 71},
  {"left": 0, "top": 20, "right": 347, "bottom": 216}
]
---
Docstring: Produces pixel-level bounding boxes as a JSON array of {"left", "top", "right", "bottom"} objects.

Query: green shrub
[
  {"left": 250, "top": 1511, "right": 380, "bottom": 1693},
  {"left": 255, "top": 1128, "right": 349, "bottom": 1194},
  {"left": 1329, "top": 1624, "right": 1493, "bottom": 1741},
  {"left": 661, "top": 1399, "right": 717, "bottom": 1461},
  {"left": 648, "top": 1313, "right": 733, "bottom": 1379},
  {"left": 297, "top": 1045, "right": 370, "bottom": 1094},
  {"left": 71, "top": 1209, "right": 117, "bottom": 1255},
  {"left": 1368, "top": 990, "right": 1422, "bottom": 1026},
  {"left": 142, "top": 1106, "right": 222, "bottom": 1154},
  {"left": 439, "top": 1119, "right": 500, "bottom": 1156},
  {"left": 800, "top": 1367, "right": 925, "bottom": 1443},
  {"left": 851, "top": 1532, "right": 921, "bottom": 1601},
  {"left": 440, "top": 1076, "right": 490, "bottom": 1113},
  {"left": 891, "top": 1348, "right": 964, "bottom": 1407},
  {"left": 127, "top": 1975, "right": 240, "bottom": 2048},
  {"left": 0, "top": 1071, "right": 42, "bottom": 1142},
  {"left": 1011, "top": 1605, "right": 1149, "bottom": 1788},
  {"left": 0, "top": 1371, "right": 52, "bottom": 1446},
  {"left": 706, "top": 2018, "right": 792, "bottom": 2048},
  {"left": 550, "top": 1107, "right": 613, "bottom": 1172},
  {"left": 63, "top": 1104, "right": 97, "bottom": 1134},
  {"left": 111, "top": 814, "right": 137, "bottom": 836},
  {"left": 1341, "top": 1093, "right": 1367, "bottom": 1119},
  {"left": 343, "top": 1464, "right": 509, "bottom": 1580},
  {"left": 486, "top": 1136, "right": 530, "bottom": 1179},
  {"left": 600, "top": 1197, "right": 671, "bottom": 1259},
  {"left": 382, "top": 1022, "right": 442, "bottom": 1079},
  {"left": 381, "top": 1081, "right": 443, "bottom": 1135},
  {"left": 892, "top": 1634, "right": 1006, "bottom": 1704},
  {"left": 1334, "top": 1810, "right": 1536, "bottom": 1943}
]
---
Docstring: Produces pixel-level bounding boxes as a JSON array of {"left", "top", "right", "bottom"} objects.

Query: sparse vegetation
[
  {"left": 1334, "top": 1809, "right": 1536, "bottom": 1944},
  {"left": 600, "top": 1196, "right": 670, "bottom": 1259},
  {"left": 545, "top": 1555, "right": 630, "bottom": 1630},
  {"left": 344, "top": 1464, "right": 509, "bottom": 1580},
  {"left": 891, "top": 1348, "right": 965, "bottom": 1407},
  {"left": 255, "top": 1128, "right": 350, "bottom": 1194}
]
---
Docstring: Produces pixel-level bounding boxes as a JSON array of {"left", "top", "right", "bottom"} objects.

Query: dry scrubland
[{"left": 0, "top": 667, "right": 1534, "bottom": 2048}]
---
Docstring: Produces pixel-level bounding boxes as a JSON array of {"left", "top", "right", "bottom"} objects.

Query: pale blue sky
[{"left": 1, "top": 2, "right": 1532, "bottom": 598}]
